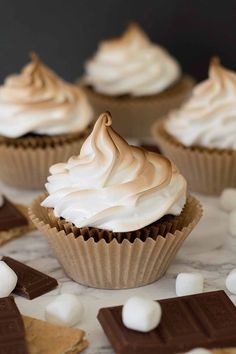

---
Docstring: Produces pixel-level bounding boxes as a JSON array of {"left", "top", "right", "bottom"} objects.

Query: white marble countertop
[{"left": 0, "top": 181, "right": 235, "bottom": 354}]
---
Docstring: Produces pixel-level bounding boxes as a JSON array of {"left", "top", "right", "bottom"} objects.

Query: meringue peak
[
  {"left": 0, "top": 55, "right": 93, "bottom": 138},
  {"left": 30, "top": 52, "right": 41, "bottom": 64},
  {"left": 98, "top": 111, "right": 112, "bottom": 127},
  {"left": 84, "top": 23, "right": 181, "bottom": 96},
  {"left": 42, "top": 112, "right": 187, "bottom": 232},
  {"left": 165, "top": 59, "right": 236, "bottom": 149}
]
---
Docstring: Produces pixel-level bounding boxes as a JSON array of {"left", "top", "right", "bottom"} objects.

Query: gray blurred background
[{"left": 0, "top": 0, "right": 235, "bottom": 82}]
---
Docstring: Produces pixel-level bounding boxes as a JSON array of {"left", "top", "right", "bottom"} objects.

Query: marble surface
[{"left": 0, "top": 181, "right": 236, "bottom": 354}]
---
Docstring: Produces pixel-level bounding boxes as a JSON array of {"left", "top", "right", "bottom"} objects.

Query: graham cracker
[
  {"left": 0, "top": 204, "right": 35, "bottom": 246},
  {"left": 22, "top": 315, "right": 88, "bottom": 354}
]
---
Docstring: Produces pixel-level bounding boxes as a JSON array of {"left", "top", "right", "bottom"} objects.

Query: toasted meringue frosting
[
  {"left": 42, "top": 112, "right": 187, "bottom": 232},
  {"left": 165, "top": 58, "right": 236, "bottom": 149},
  {"left": 84, "top": 24, "right": 181, "bottom": 97},
  {"left": 0, "top": 54, "right": 93, "bottom": 138}
]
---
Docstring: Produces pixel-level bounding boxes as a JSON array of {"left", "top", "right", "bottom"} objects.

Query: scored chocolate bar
[
  {"left": 0, "top": 297, "right": 28, "bottom": 354},
  {"left": 98, "top": 291, "right": 236, "bottom": 354},
  {"left": 0, "top": 197, "right": 28, "bottom": 231},
  {"left": 2, "top": 257, "right": 58, "bottom": 300}
]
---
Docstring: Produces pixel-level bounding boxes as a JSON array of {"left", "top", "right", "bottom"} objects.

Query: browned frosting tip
[
  {"left": 210, "top": 56, "right": 221, "bottom": 67},
  {"left": 29, "top": 52, "right": 41, "bottom": 65}
]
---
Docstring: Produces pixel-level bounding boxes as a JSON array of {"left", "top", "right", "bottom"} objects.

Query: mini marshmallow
[
  {"left": 229, "top": 209, "right": 236, "bottom": 236},
  {"left": 226, "top": 268, "right": 236, "bottom": 295},
  {"left": 45, "top": 293, "right": 83, "bottom": 327},
  {"left": 176, "top": 273, "right": 204, "bottom": 297},
  {"left": 122, "top": 296, "right": 162, "bottom": 333},
  {"left": 220, "top": 188, "right": 236, "bottom": 212},
  {"left": 0, "top": 261, "right": 17, "bottom": 298},
  {"left": 186, "top": 349, "right": 211, "bottom": 354}
]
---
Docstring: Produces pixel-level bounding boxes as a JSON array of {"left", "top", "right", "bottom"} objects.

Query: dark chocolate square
[
  {"left": 0, "top": 198, "right": 28, "bottom": 231},
  {"left": 2, "top": 257, "right": 58, "bottom": 300}
]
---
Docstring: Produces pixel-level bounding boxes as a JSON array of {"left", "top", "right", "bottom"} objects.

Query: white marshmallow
[
  {"left": 0, "top": 261, "right": 18, "bottom": 298},
  {"left": 45, "top": 293, "right": 83, "bottom": 327},
  {"left": 176, "top": 273, "right": 204, "bottom": 297},
  {"left": 229, "top": 209, "right": 236, "bottom": 236},
  {"left": 220, "top": 188, "right": 236, "bottom": 212},
  {"left": 226, "top": 268, "right": 236, "bottom": 294},
  {"left": 186, "top": 349, "right": 211, "bottom": 354},
  {"left": 122, "top": 296, "right": 162, "bottom": 333}
]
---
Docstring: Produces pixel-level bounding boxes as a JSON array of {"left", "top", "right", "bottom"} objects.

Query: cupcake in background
[
  {"left": 30, "top": 112, "right": 202, "bottom": 289},
  {"left": 152, "top": 58, "right": 236, "bottom": 195},
  {"left": 79, "top": 23, "right": 194, "bottom": 139},
  {"left": 0, "top": 53, "right": 93, "bottom": 189}
]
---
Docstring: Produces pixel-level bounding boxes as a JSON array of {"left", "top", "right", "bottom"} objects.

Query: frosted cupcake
[
  {"left": 152, "top": 58, "right": 236, "bottom": 195},
  {"left": 79, "top": 23, "right": 194, "bottom": 139},
  {"left": 0, "top": 53, "right": 93, "bottom": 189},
  {"left": 30, "top": 112, "right": 201, "bottom": 289}
]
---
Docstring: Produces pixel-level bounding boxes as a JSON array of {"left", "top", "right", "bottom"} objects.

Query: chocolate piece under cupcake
[
  {"left": 0, "top": 197, "right": 34, "bottom": 246},
  {"left": 0, "top": 197, "right": 28, "bottom": 231}
]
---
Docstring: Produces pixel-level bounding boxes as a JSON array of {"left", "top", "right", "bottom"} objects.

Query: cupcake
[
  {"left": 29, "top": 112, "right": 202, "bottom": 289},
  {"left": 79, "top": 23, "right": 194, "bottom": 139},
  {"left": 0, "top": 53, "right": 93, "bottom": 189},
  {"left": 152, "top": 58, "right": 236, "bottom": 195}
]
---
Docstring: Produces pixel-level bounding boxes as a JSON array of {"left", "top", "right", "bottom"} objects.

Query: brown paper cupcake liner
[
  {"left": 79, "top": 75, "right": 195, "bottom": 139},
  {"left": 0, "top": 127, "right": 91, "bottom": 190},
  {"left": 0, "top": 204, "right": 35, "bottom": 246},
  {"left": 152, "top": 120, "right": 236, "bottom": 196},
  {"left": 29, "top": 193, "right": 202, "bottom": 289}
]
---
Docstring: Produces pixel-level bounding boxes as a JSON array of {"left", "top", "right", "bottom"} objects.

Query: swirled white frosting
[
  {"left": 165, "top": 58, "right": 236, "bottom": 149},
  {"left": 84, "top": 24, "right": 181, "bottom": 97},
  {"left": 0, "top": 54, "right": 93, "bottom": 138},
  {"left": 42, "top": 112, "right": 187, "bottom": 232}
]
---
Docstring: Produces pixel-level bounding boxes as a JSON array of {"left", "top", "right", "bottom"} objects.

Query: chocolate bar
[
  {"left": 0, "top": 297, "right": 28, "bottom": 354},
  {"left": 98, "top": 291, "right": 236, "bottom": 354},
  {"left": 2, "top": 257, "right": 58, "bottom": 300},
  {"left": 0, "top": 197, "right": 28, "bottom": 231}
]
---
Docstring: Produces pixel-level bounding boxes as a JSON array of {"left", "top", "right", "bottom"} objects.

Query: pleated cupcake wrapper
[
  {"left": 80, "top": 75, "right": 194, "bottom": 139},
  {"left": 29, "top": 193, "right": 202, "bottom": 289},
  {"left": 152, "top": 120, "right": 236, "bottom": 196},
  {"left": 47, "top": 197, "right": 194, "bottom": 243},
  {"left": 0, "top": 128, "right": 91, "bottom": 190}
]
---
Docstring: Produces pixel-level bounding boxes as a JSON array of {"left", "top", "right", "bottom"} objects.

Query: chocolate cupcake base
[
  {"left": 29, "top": 194, "right": 202, "bottom": 289},
  {"left": 152, "top": 120, "right": 236, "bottom": 195},
  {"left": 0, "top": 127, "right": 91, "bottom": 190},
  {"left": 79, "top": 75, "right": 195, "bottom": 139}
]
